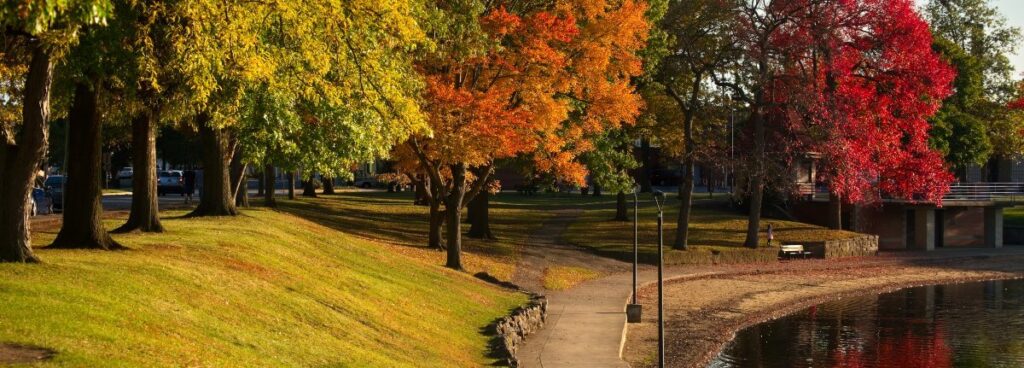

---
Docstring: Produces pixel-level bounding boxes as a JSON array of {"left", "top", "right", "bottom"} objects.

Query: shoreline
[{"left": 621, "top": 251, "right": 1024, "bottom": 368}]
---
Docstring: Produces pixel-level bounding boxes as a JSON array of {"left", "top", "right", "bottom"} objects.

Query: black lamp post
[
  {"left": 653, "top": 190, "right": 666, "bottom": 368},
  {"left": 627, "top": 185, "right": 642, "bottom": 323}
]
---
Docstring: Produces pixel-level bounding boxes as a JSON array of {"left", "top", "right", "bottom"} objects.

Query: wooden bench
[{"left": 779, "top": 244, "right": 813, "bottom": 260}]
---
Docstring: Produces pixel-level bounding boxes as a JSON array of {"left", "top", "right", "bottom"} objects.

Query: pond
[{"left": 710, "top": 278, "right": 1024, "bottom": 368}]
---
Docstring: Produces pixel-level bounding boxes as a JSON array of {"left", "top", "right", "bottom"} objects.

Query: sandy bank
[{"left": 622, "top": 251, "right": 1024, "bottom": 368}]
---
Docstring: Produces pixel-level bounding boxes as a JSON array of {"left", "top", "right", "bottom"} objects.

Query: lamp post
[
  {"left": 653, "top": 190, "right": 666, "bottom": 368},
  {"left": 626, "top": 185, "right": 642, "bottom": 323}
]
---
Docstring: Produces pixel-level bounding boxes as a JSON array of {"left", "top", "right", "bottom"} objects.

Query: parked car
[
  {"left": 157, "top": 170, "right": 185, "bottom": 196},
  {"left": 117, "top": 166, "right": 133, "bottom": 179},
  {"left": 43, "top": 175, "right": 65, "bottom": 212},
  {"left": 30, "top": 188, "right": 54, "bottom": 216}
]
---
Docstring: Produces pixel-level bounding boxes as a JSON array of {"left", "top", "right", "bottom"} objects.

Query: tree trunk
[
  {"left": 429, "top": 200, "right": 444, "bottom": 249},
  {"left": 675, "top": 159, "right": 694, "bottom": 250},
  {"left": 467, "top": 190, "right": 494, "bottom": 239},
  {"left": 414, "top": 178, "right": 429, "bottom": 206},
  {"left": 744, "top": 110, "right": 767, "bottom": 249},
  {"left": 614, "top": 191, "right": 629, "bottom": 221},
  {"left": 263, "top": 163, "right": 276, "bottom": 207},
  {"left": 0, "top": 43, "right": 52, "bottom": 262},
  {"left": 592, "top": 183, "right": 602, "bottom": 196},
  {"left": 114, "top": 112, "right": 163, "bottom": 233},
  {"left": 666, "top": 80, "right": 702, "bottom": 251},
  {"left": 50, "top": 83, "right": 122, "bottom": 250},
  {"left": 828, "top": 191, "right": 842, "bottom": 230},
  {"left": 256, "top": 169, "right": 264, "bottom": 196},
  {"left": 322, "top": 175, "right": 335, "bottom": 194},
  {"left": 444, "top": 163, "right": 467, "bottom": 270},
  {"left": 230, "top": 147, "right": 248, "bottom": 208},
  {"left": 287, "top": 171, "right": 296, "bottom": 199},
  {"left": 189, "top": 119, "right": 237, "bottom": 216},
  {"left": 302, "top": 174, "right": 317, "bottom": 197},
  {"left": 638, "top": 138, "right": 652, "bottom": 192}
]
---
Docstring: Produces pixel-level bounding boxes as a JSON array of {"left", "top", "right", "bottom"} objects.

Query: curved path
[{"left": 513, "top": 209, "right": 696, "bottom": 367}]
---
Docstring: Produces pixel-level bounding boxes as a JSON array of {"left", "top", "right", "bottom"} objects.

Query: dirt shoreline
[{"left": 622, "top": 252, "right": 1024, "bottom": 368}]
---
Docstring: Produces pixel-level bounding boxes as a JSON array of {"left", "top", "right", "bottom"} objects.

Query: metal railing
[{"left": 944, "top": 182, "right": 1024, "bottom": 202}]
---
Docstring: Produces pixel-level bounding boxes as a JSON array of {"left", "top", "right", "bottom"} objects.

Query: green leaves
[{"left": 1, "top": 0, "right": 111, "bottom": 36}]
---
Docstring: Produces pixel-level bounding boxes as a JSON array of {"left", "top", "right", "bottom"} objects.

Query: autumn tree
[
  {"left": 53, "top": 0, "right": 172, "bottom": 247},
  {"left": 659, "top": 0, "right": 736, "bottom": 250},
  {"left": 168, "top": 0, "right": 428, "bottom": 216},
  {"left": 797, "top": 0, "right": 955, "bottom": 228},
  {"left": 408, "top": 0, "right": 650, "bottom": 269},
  {"left": 717, "top": 0, "right": 954, "bottom": 242},
  {"left": 1, "top": 1, "right": 113, "bottom": 261}
]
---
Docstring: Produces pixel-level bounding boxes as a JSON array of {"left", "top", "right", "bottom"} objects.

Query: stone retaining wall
[
  {"left": 805, "top": 235, "right": 879, "bottom": 259},
  {"left": 495, "top": 295, "right": 547, "bottom": 367}
]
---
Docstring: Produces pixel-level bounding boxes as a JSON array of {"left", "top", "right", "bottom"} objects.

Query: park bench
[{"left": 778, "top": 244, "right": 813, "bottom": 260}]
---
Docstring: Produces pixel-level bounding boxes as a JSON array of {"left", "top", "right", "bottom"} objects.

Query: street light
[
  {"left": 653, "top": 190, "right": 666, "bottom": 368},
  {"left": 627, "top": 185, "right": 641, "bottom": 323}
]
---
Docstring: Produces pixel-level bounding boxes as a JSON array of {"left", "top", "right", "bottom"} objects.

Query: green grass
[
  {"left": 561, "top": 194, "right": 859, "bottom": 265},
  {"left": 275, "top": 191, "right": 594, "bottom": 280},
  {"left": 1005, "top": 206, "right": 1024, "bottom": 226},
  {"left": 4, "top": 206, "right": 527, "bottom": 367}
]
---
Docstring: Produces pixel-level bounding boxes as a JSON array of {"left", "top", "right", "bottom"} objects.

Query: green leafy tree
[
  {"left": 659, "top": 0, "right": 735, "bottom": 249},
  {"left": 925, "top": 0, "right": 1023, "bottom": 171},
  {"left": 1, "top": 0, "right": 112, "bottom": 262}
]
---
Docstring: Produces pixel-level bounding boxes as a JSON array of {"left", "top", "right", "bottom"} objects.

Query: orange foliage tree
[{"left": 404, "top": 0, "right": 650, "bottom": 269}]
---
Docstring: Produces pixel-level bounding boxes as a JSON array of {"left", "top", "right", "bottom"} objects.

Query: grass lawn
[
  {"left": 3, "top": 206, "right": 527, "bottom": 367},
  {"left": 276, "top": 190, "right": 611, "bottom": 281},
  {"left": 101, "top": 188, "right": 132, "bottom": 195},
  {"left": 561, "top": 194, "right": 860, "bottom": 265},
  {"left": 1004, "top": 206, "right": 1024, "bottom": 226}
]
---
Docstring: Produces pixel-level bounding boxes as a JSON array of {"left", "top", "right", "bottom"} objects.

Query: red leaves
[{"left": 764, "top": 0, "right": 954, "bottom": 204}]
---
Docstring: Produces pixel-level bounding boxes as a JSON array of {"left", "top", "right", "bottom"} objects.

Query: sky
[{"left": 915, "top": 0, "right": 1024, "bottom": 77}]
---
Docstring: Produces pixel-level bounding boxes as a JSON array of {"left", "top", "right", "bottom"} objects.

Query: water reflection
[{"left": 710, "top": 279, "right": 1024, "bottom": 368}]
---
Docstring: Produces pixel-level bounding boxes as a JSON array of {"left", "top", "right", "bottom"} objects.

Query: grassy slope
[
  {"left": 2, "top": 207, "right": 527, "bottom": 367},
  {"left": 562, "top": 194, "right": 860, "bottom": 265},
  {"left": 275, "top": 191, "right": 583, "bottom": 281}
]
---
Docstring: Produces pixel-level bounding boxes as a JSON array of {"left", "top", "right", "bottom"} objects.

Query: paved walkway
[{"left": 518, "top": 267, "right": 697, "bottom": 368}]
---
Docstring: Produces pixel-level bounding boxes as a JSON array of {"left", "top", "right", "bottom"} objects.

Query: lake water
[{"left": 710, "top": 278, "right": 1024, "bottom": 368}]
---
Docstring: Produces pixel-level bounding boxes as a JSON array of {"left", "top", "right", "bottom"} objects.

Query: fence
[{"left": 944, "top": 182, "right": 1024, "bottom": 203}]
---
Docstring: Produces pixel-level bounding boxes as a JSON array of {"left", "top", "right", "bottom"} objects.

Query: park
[{"left": 2, "top": 0, "right": 1024, "bottom": 367}]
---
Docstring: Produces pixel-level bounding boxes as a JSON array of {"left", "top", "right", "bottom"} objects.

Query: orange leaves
[
  {"left": 481, "top": 6, "right": 521, "bottom": 38},
  {"left": 424, "top": 76, "right": 534, "bottom": 166},
  {"left": 407, "top": 0, "right": 651, "bottom": 185}
]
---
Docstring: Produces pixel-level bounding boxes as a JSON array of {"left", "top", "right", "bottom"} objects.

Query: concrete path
[{"left": 518, "top": 268, "right": 692, "bottom": 368}]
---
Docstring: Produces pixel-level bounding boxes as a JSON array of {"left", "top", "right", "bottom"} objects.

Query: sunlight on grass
[
  {"left": 8, "top": 208, "right": 527, "bottom": 367},
  {"left": 276, "top": 191, "right": 567, "bottom": 281},
  {"left": 562, "top": 195, "right": 858, "bottom": 265},
  {"left": 1005, "top": 206, "right": 1024, "bottom": 226},
  {"left": 542, "top": 266, "right": 602, "bottom": 290}
]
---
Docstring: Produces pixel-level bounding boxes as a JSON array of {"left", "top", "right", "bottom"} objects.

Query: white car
[{"left": 117, "top": 167, "right": 133, "bottom": 179}]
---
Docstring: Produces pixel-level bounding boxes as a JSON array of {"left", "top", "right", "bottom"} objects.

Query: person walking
[
  {"left": 183, "top": 170, "right": 196, "bottom": 204},
  {"left": 766, "top": 223, "right": 775, "bottom": 247}
]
